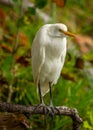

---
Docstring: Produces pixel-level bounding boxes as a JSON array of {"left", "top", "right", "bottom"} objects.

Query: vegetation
[{"left": 0, "top": 0, "right": 93, "bottom": 129}]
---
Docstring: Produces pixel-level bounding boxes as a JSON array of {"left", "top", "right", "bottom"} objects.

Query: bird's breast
[
  {"left": 39, "top": 56, "right": 63, "bottom": 85},
  {"left": 39, "top": 37, "right": 67, "bottom": 84},
  {"left": 45, "top": 37, "right": 66, "bottom": 59}
]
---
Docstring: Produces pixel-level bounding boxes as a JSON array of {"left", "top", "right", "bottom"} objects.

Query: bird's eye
[
  {"left": 59, "top": 29, "right": 62, "bottom": 32},
  {"left": 59, "top": 29, "right": 65, "bottom": 34},
  {"left": 59, "top": 28, "right": 63, "bottom": 33}
]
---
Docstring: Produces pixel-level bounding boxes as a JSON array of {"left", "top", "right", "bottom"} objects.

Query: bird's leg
[
  {"left": 49, "top": 82, "right": 53, "bottom": 107},
  {"left": 49, "top": 82, "right": 61, "bottom": 117},
  {"left": 33, "top": 81, "right": 50, "bottom": 118},
  {"left": 38, "top": 81, "right": 44, "bottom": 105},
  {"left": 49, "top": 82, "right": 55, "bottom": 116}
]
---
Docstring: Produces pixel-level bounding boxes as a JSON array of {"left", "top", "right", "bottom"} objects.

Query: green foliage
[
  {"left": 35, "top": 0, "right": 48, "bottom": 8},
  {"left": 0, "top": 55, "right": 14, "bottom": 81},
  {"left": 83, "top": 111, "right": 93, "bottom": 130},
  {"left": 27, "top": 7, "right": 36, "bottom": 15}
]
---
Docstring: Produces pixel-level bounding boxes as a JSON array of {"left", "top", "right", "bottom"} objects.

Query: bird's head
[{"left": 47, "top": 23, "right": 75, "bottom": 38}]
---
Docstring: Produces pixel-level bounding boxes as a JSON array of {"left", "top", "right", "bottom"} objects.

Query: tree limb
[{"left": 0, "top": 102, "right": 83, "bottom": 130}]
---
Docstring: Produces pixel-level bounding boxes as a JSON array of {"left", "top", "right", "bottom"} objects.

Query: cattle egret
[{"left": 31, "top": 23, "right": 75, "bottom": 115}]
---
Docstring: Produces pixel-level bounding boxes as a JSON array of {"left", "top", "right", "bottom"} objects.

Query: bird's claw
[
  {"left": 47, "top": 105, "right": 55, "bottom": 119},
  {"left": 33, "top": 104, "right": 50, "bottom": 116},
  {"left": 55, "top": 107, "right": 61, "bottom": 119},
  {"left": 32, "top": 104, "right": 61, "bottom": 121},
  {"left": 33, "top": 104, "right": 55, "bottom": 117},
  {"left": 48, "top": 106, "right": 61, "bottom": 119}
]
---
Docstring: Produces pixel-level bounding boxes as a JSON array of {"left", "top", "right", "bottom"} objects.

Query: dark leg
[
  {"left": 49, "top": 82, "right": 61, "bottom": 117},
  {"left": 49, "top": 82, "right": 55, "bottom": 116},
  {"left": 49, "top": 82, "right": 53, "bottom": 107},
  {"left": 33, "top": 81, "right": 50, "bottom": 118},
  {"left": 38, "top": 81, "right": 44, "bottom": 104}
]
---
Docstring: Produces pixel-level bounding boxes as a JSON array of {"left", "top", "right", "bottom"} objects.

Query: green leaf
[
  {"left": 87, "top": 111, "right": 93, "bottom": 126},
  {"left": 12, "top": 0, "right": 18, "bottom": 2},
  {"left": 16, "top": 16, "right": 24, "bottom": 27},
  {"left": 83, "top": 51, "right": 93, "bottom": 61},
  {"left": 27, "top": 7, "right": 36, "bottom": 15},
  {"left": 35, "top": 0, "right": 48, "bottom": 9},
  {"left": 83, "top": 121, "right": 92, "bottom": 129},
  {"left": 1, "top": 55, "right": 14, "bottom": 81}
]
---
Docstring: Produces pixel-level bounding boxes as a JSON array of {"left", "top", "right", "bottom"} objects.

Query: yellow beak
[
  {"left": 64, "top": 31, "right": 76, "bottom": 37},
  {"left": 60, "top": 29, "right": 76, "bottom": 37}
]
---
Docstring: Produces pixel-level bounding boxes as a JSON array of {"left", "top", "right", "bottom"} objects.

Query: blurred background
[{"left": 0, "top": 0, "right": 93, "bottom": 130}]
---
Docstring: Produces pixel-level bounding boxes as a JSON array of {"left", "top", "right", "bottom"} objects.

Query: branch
[{"left": 0, "top": 102, "right": 83, "bottom": 130}]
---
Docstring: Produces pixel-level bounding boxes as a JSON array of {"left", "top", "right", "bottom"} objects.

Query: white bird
[{"left": 31, "top": 23, "right": 75, "bottom": 113}]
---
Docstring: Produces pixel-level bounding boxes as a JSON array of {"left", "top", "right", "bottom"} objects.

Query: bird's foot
[
  {"left": 48, "top": 105, "right": 61, "bottom": 119},
  {"left": 33, "top": 103, "right": 50, "bottom": 116},
  {"left": 55, "top": 106, "right": 61, "bottom": 116},
  {"left": 48, "top": 105, "right": 55, "bottom": 118},
  {"left": 33, "top": 103, "right": 51, "bottom": 124}
]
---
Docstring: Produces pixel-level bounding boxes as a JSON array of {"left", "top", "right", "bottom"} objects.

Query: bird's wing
[
  {"left": 31, "top": 40, "right": 45, "bottom": 86},
  {"left": 61, "top": 49, "right": 66, "bottom": 68}
]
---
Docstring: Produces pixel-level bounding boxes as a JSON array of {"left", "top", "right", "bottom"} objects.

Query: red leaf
[
  {"left": 52, "top": 0, "right": 66, "bottom": 7},
  {"left": 0, "top": 8, "right": 6, "bottom": 28},
  {"left": 0, "top": 43, "right": 12, "bottom": 53}
]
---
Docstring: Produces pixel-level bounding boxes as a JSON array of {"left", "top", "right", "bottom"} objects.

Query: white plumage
[{"left": 31, "top": 23, "right": 75, "bottom": 97}]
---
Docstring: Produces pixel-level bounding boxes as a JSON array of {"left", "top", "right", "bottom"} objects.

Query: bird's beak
[
  {"left": 60, "top": 30, "right": 76, "bottom": 37},
  {"left": 63, "top": 31, "right": 76, "bottom": 37}
]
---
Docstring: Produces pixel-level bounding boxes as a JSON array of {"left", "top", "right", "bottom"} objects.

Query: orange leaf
[
  {"left": 0, "top": 8, "right": 6, "bottom": 28},
  {"left": 0, "top": 43, "right": 12, "bottom": 53},
  {"left": 52, "top": 0, "right": 66, "bottom": 7},
  {"left": 19, "top": 32, "right": 29, "bottom": 47},
  {"left": 13, "top": 32, "right": 29, "bottom": 47},
  {"left": 5, "top": 32, "right": 29, "bottom": 47}
]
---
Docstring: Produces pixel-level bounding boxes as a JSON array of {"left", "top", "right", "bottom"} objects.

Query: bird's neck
[{"left": 45, "top": 38, "right": 67, "bottom": 59}]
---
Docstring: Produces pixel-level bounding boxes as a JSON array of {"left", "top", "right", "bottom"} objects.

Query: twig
[
  {"left": 0, "top": 102, "right": 83, "bottom": 130},
  {"left": 7, "top": 0, "right": 23, "bottom": 103}
]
